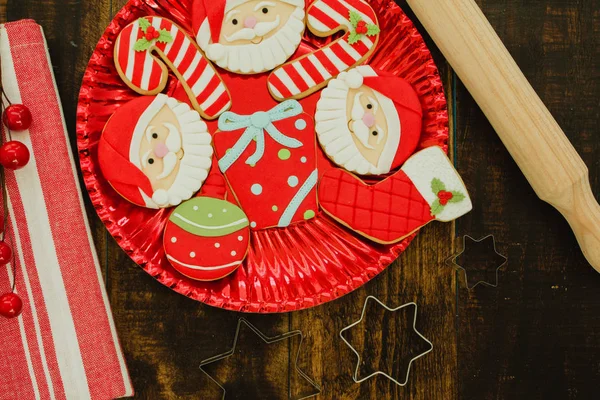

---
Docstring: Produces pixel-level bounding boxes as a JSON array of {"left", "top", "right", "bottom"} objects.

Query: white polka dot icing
[
  {"left": 250, "top": 221, "right": 257, "bottom": 228},
  {"left": 171, "top": 237, "right": 177, "bottom": 243},
  {"left": 288, "top": 176, "right": 299, "bottom": 187},
  {"left": 295, "top": 119, "right": 307, "bottom": 130},
  {"left": 215, "top": 243, "right": 221, "bottom": 248},
  {"left": 190, "top": 252, "right": 196, "bottom": 258},
  {"left": 238, "top": 236, "right": 243, "bottom": 241},
  {"left": 231, "top": 251, "right": 237, "bottom": 256},
  {"left": 193, "top": 206, "right": 198, "bottom": 211},
  {"left": 208, "top": 213, "right": 213, "bottom": 218},
  {"left": 251, "top": 183, "right": 263, "bottom": 195},
  {"left": 300, "top": 156, "right": 307, "bottom": 163}
]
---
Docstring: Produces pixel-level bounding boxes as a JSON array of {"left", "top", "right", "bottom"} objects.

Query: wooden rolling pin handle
[{"left": 405, "top": 0, "right": 600, "bottom": 272}]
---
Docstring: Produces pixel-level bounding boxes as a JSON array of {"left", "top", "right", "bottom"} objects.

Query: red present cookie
[
  {"left": 164, "top": 196, "right": 250, "bottom": 281},
  {"left": 212, "top": 100, "right": 318, "bottom": 230}
]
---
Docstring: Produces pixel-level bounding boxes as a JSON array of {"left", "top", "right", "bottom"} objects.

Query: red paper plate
[{"left": 76, "top": 0, "right": 448, "bottom": 313}]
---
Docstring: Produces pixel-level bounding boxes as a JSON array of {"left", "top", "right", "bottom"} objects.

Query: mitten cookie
[
  {"left": 318, "top": 146, "right": 472, "bottom": 244},
  {"left": 164, "top": 197, "right": 250, "bottom": 281},
  {"left": 98, "top": 94, "right": 213, "bottom": 208},
  {"left": 315, "top": 66, "right": 422, "bottom": 175}
]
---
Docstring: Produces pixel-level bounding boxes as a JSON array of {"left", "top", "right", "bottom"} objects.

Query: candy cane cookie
[
  {"left": 115, "top": 16, "right": 232, "bottom": 120},
  {"left": 267, "top": 0, "right": 380, "bottom": 101}
]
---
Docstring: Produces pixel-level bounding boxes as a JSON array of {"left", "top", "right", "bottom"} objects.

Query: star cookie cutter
[
  {"left": 448, "top": 234, "right": 508, "bottom": 289},
  {"left": 339, "top": 296, "right": 433, "bottom": 387},
  {"left": 199, "top": 318, "right": 321, "bottom": 400}
]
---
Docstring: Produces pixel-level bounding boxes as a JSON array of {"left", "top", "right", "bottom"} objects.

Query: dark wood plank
[{"left": 454, "top": 0, "right": 600, "bottom": 399}]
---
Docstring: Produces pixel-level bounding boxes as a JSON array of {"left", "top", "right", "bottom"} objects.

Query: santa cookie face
[
  {"left": 315, "top": 66, "right": 423, "bottom": 175},
  {"left": 193, "top": 0, "right": 305, "bottom": 74},
  {"left": 98, "top": 94, "right": 213, "bottom": 209}
]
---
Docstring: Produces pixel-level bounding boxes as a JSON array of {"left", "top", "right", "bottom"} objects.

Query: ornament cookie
[
  {"left": 164, "top": 197, "right": 250, "bottom": 281},
  {"left": 318, "top": 146, "right": 472, "bottom": 244},
  {"left": 115, "top": 16, "right": 231, "bottom": 119},
  {"left": 268, "top": 0, "right": 380, "bottom": 100},
  {"left": 98, "top": 94, "right": 213, "bottom": 208},
  {"left": 192, "top": 0, "right": 306, "bottom": 74},
  {"left": 315, "top": 66, "right": 422, "bottom": 175},
  {"left": 213, "top": 100, "right": 318, "bottom": 230}
]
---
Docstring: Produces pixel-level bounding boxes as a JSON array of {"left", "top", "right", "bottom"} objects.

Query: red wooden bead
[
  {"left": 0, "top": 292, "right": 23, "bottom": 318},
  {"left": 0, "top": 141, "right": 30, "bottom": 170},
  {"left": 3, "top": 104, "right": 32, "bottom": 131},
  {"left": 0, "top": 241, "right": 12, "bottom": 266}
]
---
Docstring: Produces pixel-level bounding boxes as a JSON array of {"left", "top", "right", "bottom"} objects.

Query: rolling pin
[{"left": 405, "top": 0, "right": 600, "bottom": 272}]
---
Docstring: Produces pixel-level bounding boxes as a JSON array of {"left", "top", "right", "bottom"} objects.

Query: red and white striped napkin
[{"left": 0, "top": 20, "right": 133, "bottom": 399}]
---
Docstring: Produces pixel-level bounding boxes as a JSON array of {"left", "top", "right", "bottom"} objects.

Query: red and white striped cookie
[
  {"left": 115, "top": 16, "right": 232, "bottom": 120},
  {"left": 267, "top": 0, "right": 380, "bottom": 101}
]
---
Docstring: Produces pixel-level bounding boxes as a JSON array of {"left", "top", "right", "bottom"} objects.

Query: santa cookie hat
[
  {"left": 98, "top": 95, "right": 171, "bottom": 208},
  {"left": 341, "top": 66, "right": 423, "bottom": 173},
  {"left": 192, "top": 0, "right": 305, "bottom": 44}
]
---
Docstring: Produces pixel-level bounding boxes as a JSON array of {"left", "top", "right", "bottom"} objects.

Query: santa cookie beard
[
  {"left": 194, "top": 0, "right": 306, "bottom": 74},
  {"left": 98, "top": 95, "right": 213, "bottom": 209}
]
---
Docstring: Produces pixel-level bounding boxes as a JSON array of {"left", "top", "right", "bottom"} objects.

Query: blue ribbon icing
[{"left": 217, "top": 100, "right": 304, "bottom": 172}]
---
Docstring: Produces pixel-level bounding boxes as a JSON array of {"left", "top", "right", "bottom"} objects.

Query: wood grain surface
[{"left": 2, "top": 0, "right": 599, "bottom": 398}]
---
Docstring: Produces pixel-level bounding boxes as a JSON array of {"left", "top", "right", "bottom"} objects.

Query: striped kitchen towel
[{"left": 0, "top": 20, "right": 133, "bottom": 399}]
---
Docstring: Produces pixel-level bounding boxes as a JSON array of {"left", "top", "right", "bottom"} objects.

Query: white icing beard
[
  {"left": 198, "top": 7, "right": 305, "bottom": 74},
  {"left": 151, "top": 101, "right": 213, "bottom": 208},
  {"left": 315, "top": 79, "right": 387, "bottom": 176}
]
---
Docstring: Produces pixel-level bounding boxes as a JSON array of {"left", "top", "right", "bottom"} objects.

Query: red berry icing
[
  {"left": 0, "top": 141, "right": 30, "bottom": 170},
  {"left": 356, "top": 25, "right": 367, "bottom": 34},
  {"left": 437, "top": 190, "right": 454, "bottom": 206},
  {"left": 147, "top": 26, "right": 155, "bottom": 34},
  {"left": 145, "top": 32, "right": 154, "bottom": 41},
  {"left": 153, "top": 31, "right": 160, "bottom": 39},
  {"left": 0, "top": 292, "right": 23, "bottom": 318},
  {"left": 3, "top": 104, "right": 32, "bottom": 131}
]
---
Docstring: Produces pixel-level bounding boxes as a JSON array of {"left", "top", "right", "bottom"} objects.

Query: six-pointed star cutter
[
  {"left": 448, "top": 234, "right": 508, "bottom": 290},
  {"left": 200, "top": 318, "right": 321, "bottom": 400},
  {"left": 339, "top": 296, "right": 433, "bottom": 387}
]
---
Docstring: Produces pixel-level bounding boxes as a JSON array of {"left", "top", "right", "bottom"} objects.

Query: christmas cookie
[
  {"left": 114, "top": 16, "right": 231, "bottom": 119},
  {"left": 164, "top": 197, "right": 250, "bottom": 281},
  {"left": 212, "top": 100, "right": 318, "bottom": 230},
  {"left": 268, "top": 0, "right": 380, "bottom": 100},
  {"left": 318, "top": 146, "right": 472, "bottom": 244},
  {"left": 98, "top": 94, "right": 213, "bottom": 209},
  {"left": 192, "top": 0, "right": 306, "bottom": 74},
  {"left": 315, "top": 66, "right": 423, "bottom": 175}
]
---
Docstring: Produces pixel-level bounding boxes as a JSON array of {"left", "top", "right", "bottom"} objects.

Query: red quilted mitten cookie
[
  {"left": 319, "top": 146, "right": 472, "bottom": 244},
  {"left": 213, "top": 100, "right": 318, "bottom": 230}
]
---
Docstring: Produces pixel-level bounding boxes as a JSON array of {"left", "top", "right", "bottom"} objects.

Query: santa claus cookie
[
  {"left": 164, "top": 197, "right": 250, "bottom": 281},
  {"left": 315, "top": 66, "right": 423, "bottom": 176},
  {"left": 318, "top": 146, "right": 472, "bottom": 244},
  {"left": 98, "top": 94, "right": 213, "bottom": 208},
  {"left": 192, "top": 0, "right": 306, "bottom": 74}
]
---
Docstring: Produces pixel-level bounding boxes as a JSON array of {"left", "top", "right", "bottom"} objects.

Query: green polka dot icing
[
  {"left": 304, "top": 210, "right": 315, "bottom": 220},
  {"left": 272, "top": 205, "right": 278, "bottom": 212},
  {"left": 278, "top": 149, "right": 291, "bottom": 160},
  {"left": 169, "top": 197, "right": 249, "bottom": 237}
]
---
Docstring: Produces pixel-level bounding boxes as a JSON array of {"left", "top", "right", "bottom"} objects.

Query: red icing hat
[
  {"left": 343, "top": 66, "right": 423, "bottom": 172},
  {"left": 98, "top": 95, "right": 169, "bottom": 208}
]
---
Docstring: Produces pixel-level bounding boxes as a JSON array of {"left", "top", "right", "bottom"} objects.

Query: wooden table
[{"left": 2, "top": 0, "right": 598, "bottom": 398}]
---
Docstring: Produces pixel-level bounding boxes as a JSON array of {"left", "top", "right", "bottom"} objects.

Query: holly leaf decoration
[
  {"left": 366, "top": 24, "right": 380, "bottom": 36},
  {"left": 431, "top": 178, "right": 446, "bottom": 194},
  {"left": 348, "top": 32, "right": 362, "bottom": 45},
  {"left": 430, "top": 199, "right": 444, "bottom": 216},
  {"left": 138, "top": 18, "right": 151, "bottom": 33},
  {"left": 349, "top": 10, "right": 362, "bottom": 28},
  {"left": 449, "top": 191, "right": 466, "bottom": 203},
  {"left": 157, "top": 29, "right": 173, "bottom": 44},
  {"left": 133, "top": 38, "right": 153, "bottom": 52}
]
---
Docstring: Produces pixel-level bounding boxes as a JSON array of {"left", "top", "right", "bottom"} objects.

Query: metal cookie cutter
[
  {"left": 449, "top": 234, "right": 508, "bottom": 289},
  {"left": 200, "top": 318, "right": 321, "bottom": 400},
  {"left": 339, "top": 296, "right": 433, "bottom": 387}
]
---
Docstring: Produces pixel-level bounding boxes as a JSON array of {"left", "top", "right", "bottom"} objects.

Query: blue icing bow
[{"left": 217, "top": 100, "right": 304, "bottom": 173}]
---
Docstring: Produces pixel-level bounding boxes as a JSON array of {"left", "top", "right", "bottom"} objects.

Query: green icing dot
[
  {"left": 278, "top": 149, "right": 291, "bottom": 160},
  {"left": 272, "top": 205, "right": 278, "bottom": 212},
  {"left": 225, "top": 148, "right": 232, "bottom": 154},
  {"left": 304, "top": 210, "right": 316, "bottom": 220}
]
